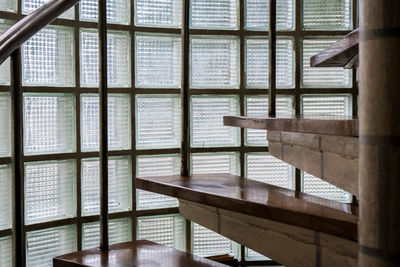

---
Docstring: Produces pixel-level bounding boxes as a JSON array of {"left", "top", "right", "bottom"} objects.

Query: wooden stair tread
[
  {"left": 136, "top": 174, "right": 358, "bottom": 240},
  {"left": 53, "top": 240, "right": 226, "bottom": 267}
]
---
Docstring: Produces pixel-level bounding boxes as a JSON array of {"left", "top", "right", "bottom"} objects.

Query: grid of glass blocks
[
  {"left": 0, "top": 21, "right": 12, "bottom": 85},
  {"left": 190, "top": 0, "right": 238, "bottom": 29},
  {"left": 245, "top": 0, "right": 294, "bottom": 30},
  {"left": 302, "top": 171, "right": 352, "bottom": 203},
  {"left": 135, "top": 0, "right": 182, "bottom": 28},
  {"left": 82, "top": 218, "right": 132, "bottom": 250},
  {"left": 137, "top": 214, "right": 185, "bottom": 251},
  {"left": 246, "top": 153, "right": 294, "bottom": 189},
  {"left": 23, "top": 94, "right": 75, "bottom": 155},
  {"left": 22, "top": 26, "right": 74, "bottom": 86},
  {"left": 0, "top": 236, "right": 12, "bottom": 267},
  {"left": 80, "top": 30, "right": 131, "bottom": 87},
  {"left": 136, "top": 154, "right": 180, "bottom": 210},
  {"left": 191, "top": 95, "right": 239, "bottom": 147},
  {"left": 191, "top": 152, "right": 240, "bottom": 175},
  {"left": 0, "top": 165, "right": 11, "bottom": 230},
  {"left": 246, "top": 38, "right": 294, "bottom": 88},
  {"left": 302, "top": 38, "right": 352, "bottom": 88},
  {"left": 22, "top": 0, "right": 74, "bottom": 19},
  {"left": 80, "top": 94, "right": 131, "bottom": 151},
  {"left": 190, "top": 37, "right": 239, "bottom": 88},
  {"left": 301, "top": 95, "right": 351, "bottom": 116},
  {"left": 135, "top": 34, "right": 182, "bottom": 88},
  {"left": 24, "top": 160, "right": 76, "bottom": 224},
  {"left": 0, "top": 93, "right": 10, "bottom": 157},
  {"left": 136, "top": 95, "right": 181, "bottom": 149},
  {"left": 302, "top": 0, "right": 352, "bottom": 30},
  {"left": 81, "top": 156, "right": 132, "bottom": 216},
  {"left": 80, "top": 0, "right": 130, "bottom": 24},
  {"left": 26, "top": 225, "right": 77, "bottom": 267}
]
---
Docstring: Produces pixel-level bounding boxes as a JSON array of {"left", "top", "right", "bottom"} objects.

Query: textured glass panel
[
  {"left": 82, "top": 157, "right": 132, "bottom": 216},
  {"left": 80, "top": 0, "right": 129, "bottom": 24},
  {"left": 0, "top": 94, "right": 11, "bottom": 157},
  {"left": 246, "top": 38, "right": 294, "bottom": 88},
  {"left": 136, "top": 95, "right": 181, "bottom": 149},
  {"left": 303, "top": 172, "right": 351, "bottom": 203},
  {"left": 82, "top": 218, "right": 132, "bottom": 249},
  {"left": 245, "top": 96, "right": 293, "bottom": 146},
  {"left": 0, "top": 236, "right": 12, "bottom": 267},
  {"left": 137, "top": 214, "right": 185, "bottom": 251},
  {"left": 190, "top": 0, "right": 238, "bottom": 29},
  {"left": 0, "top": 166, "right": 11, "bottom": 230},
  {"left": 191, "top": 37, "right": 239, "bottom": 88},
  {"left": 136, "top": 155, "right": 179, "bottom": 210},
  {"left": 25, "top": 160, "right": 76, "bottom": 224},
  {"left": 81, "top": 94, "right": 131, "bottom": 151},
  {"left": 302, "top": 95, "right": 351, "bottom": 115},
  {"left": 245, "top": 0, "right": 294, "bottom": 30},
  {"left": 191, "top": 152, "right": 239, "bottom": 175},
  {"left": 0, "top": 21, "right": 12, "bottom": 85},
  {"left": 22, "top": 26, "right": 74, "bottom": 86},
  {"left": 23, "top": 94, "right": 75, "bottom": 155},
  {"left": 135, "top": 34, "right": 181, "bottom": 88},
  {"left": 80, "top": 30, "right": 131, "bottom": 87},
  {"left": 22, "top": 0, "right": 74, "bottom": 18},
  {"left": 0, "top": 0, "right": 16, "bottom": 11},
  {"left": 191, "top": 96, "right": 239, "bottom": 147},
  {"left": 302, "top": 39, "right": 352, "bottom": 88},
  {"left": 135, "top": 0, "right": 182, "bottom": 27},
  {"left": 303, "top": 0, "right": 351, "bottom": 30},
  {"left": 26, "top": 225, "right": 76, "bottom": 267},
  {"left": 246, "top": 153, "right": 294, "bottom": 189}
]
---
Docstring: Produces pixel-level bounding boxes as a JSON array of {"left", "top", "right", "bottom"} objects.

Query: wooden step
[
  {"left": 53, "top": 240, "right": 226, "bottom": 267},
  {"left": 136, "top": 174, "right": 358, "bottom": 240}
]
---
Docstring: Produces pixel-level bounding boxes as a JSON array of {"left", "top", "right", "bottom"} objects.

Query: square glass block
[
  {"left": 0, "top": 166, "right": 11, "bottom": 230},
  {"left": 24, "top": 160, "right": 76, "bottom": 224},
  {"left": 137, "top": 214, "right": 185, "bottom": 251},
  {"left": 191, "top": 152, "right": 239, "bottom": 175},
  {"left": 245, "top": 96, "right": 293, "bottom": 146},
  {"left": 0, "top": 236, "right": 12, "bottom": 267},
  {"left": 246, "top": 38, "right": 294, "bottom": 88},
  {"left": 80, "top": 30, "right": 131, "bottom": 87},
  {"left": 80, "top": 0, "right": 130, "bottom": 24},
  {"left": 190, "top": 37, "right": 239, "bottom": 88},
  {"left": 82, "top": 218, "right": 132, "bottom": 250},
  {"left": 22, "top": 0, "right": 74, "bottom": 19},
  {"left": 136, "top": 154, "right": 179, "bottom": 210},
  {"left": 246, "top": 153, "right": 294, "bottom": 189},
  {"left": 0, "top": 21, "right": 13, "bottom": 85},
  {"left": 23, "top": 26, "right": 74, "bottom": 87},
  {"left": 81, "top": 157, "right": 132, "bottom": 216},
  {"left": 0, "top": 0, "right": 16, "bottom": 12},
  {"left": 303, "top": 171, "right": 351, "bottom": 203},
  {"left": 26, "top": 225, "right": 77, "bottom": 267},
  {"left": 302, "top": 39, "right": 352, "bottom": 88},
  {"left": 23, "top": 94, "right": 75, "bottom": 155},
  {"left": 136, "top": 95, "right": 181, "bottom": 149},
  {"left": 245, "top": 0, "right": 294, "bottom": 30},
  {"left": 135, "top": 34, "right": 181, "bottom": 88},
  {"left": 302, "top": 0, "right": 352, "bottom": 30},
  {"left": 301, "top": 95, "right": 351, "bottom": 115},
  {"left": 0, "top": 94, "right": 11, "bottom": 157},
  {"left": 135, "top": 0, "right": 182, "bottom": 28},
  {"left": 190, "top": 0, "right": 238, "bottom": 30},
  {"left": 191, "top": 96, "right": 239, "bottom": 147},
  {"left": 80, "top": 94, "right": 131, "bottom": 151},
  {"left": 245, "top": 248, "right": 268, "bottom": 261}
]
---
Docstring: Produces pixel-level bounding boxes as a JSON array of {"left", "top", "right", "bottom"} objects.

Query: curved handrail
[{"left": 0, "top": 0, "right": 79, "bottom": 65}]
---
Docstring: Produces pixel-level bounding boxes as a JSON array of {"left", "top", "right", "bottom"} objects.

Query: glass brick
[
  {"left": 24, "top": 160, "right": 76, "bottom": 224},
  {"left": 0, "top": 21, "right": 13, "bottom": 85},
  {"left": 82, "top": 218, "right": 132, "bottom": 249},
  {"left": 137, "top": 214, "right": 185, "bottom": 251},
  {"left": 22, "top": 26, "right": 74, "bottom": 86},
  {"left": 246, "top": 38, "right": 294, "bottom": 88},
  {"left": 191, "top": 96, "right": 239, "bottom": 147},
  {"left": 302, "top": 95, "right": 351, "bottom": 116},
  {"left": 136, "top": 95, "right": 181, "bottom": 149},
  {"left": 0, "top": 94, "right": 11, "bottom": 157},
  {"left": 135, "top": 34, "right": 181, "bottom": 88},
  {"left": 303, "top": 0, "right": 352, "bottom": 30},
  {"left": 190, "top": 37, "right": 239, "bottom": 88},
  {"left": 245, "top": 248, "right": 268, "bottom": 260},
  {"left": 0, "top": 236, "right": 12, "bottom": 267},
  {"left": 23, "top": 94, "right": 75, "bottom": 155},
  {"left": 136, "top": 154, "right": 179, "bottom": 210},
  {"left": 22, "top": 0, "right": 74, "bottom": 19},
  {"left": 246, "top": 153, "right": 294, "bottom": 189},
  {"left": 0, "top": 165, "right": 11, "bottom": 230},
  {"left": 135, "top": 0, "right": 182, "bottom": 28},
  {"left": 81, "top": 156, "right": 132, "bottom": 216},
  {"left": 302, "top": 38, "right": 352, "bottom": 88},
  {"left": 245, "top": 0, "right": 294, "bottom": 30},
  {"left": 0, "top": 0, "right": 16, "bottom": 12},
  {"left": 191, "top": 152, "right": 239, "bottom": 175},
  {"left": 81, "top": 94, "right": 131, "bottom": 152},
  {"left": 26, "top": 225, "right": 77, "bottom": 267},
  {"left": 80, "top": 0, "right": 130, "bottom": 24},
  {"left": 190, "top": 0, "right": 238, "bottom": 30},
  {"left": 80, "top": 30, "right": 131, "bottom": 88}
]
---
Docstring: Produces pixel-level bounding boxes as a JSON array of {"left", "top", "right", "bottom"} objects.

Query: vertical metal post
[{"left": 268, "top": 0, "right": 277, "bottom": 117}]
